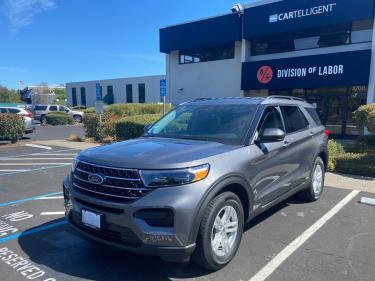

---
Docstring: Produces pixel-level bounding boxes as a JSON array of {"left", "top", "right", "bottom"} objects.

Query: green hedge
[
  {"left": 82, "top": 113, "right": 100, "bottom": 139},
  {"left": 115, "top": 114, "right": 161, "bottom": 140},
  {"left": 0, "top": 113, "right": 24, "bottom": 143},
  {"left": 46, "top": 112, "right": 74, "bottom": 125},
  {"left": 335, "top": 153, "right": 375, "bottom": 177},
  {"left": 84, "top": 103, "right": 171, "bottom": 117}
]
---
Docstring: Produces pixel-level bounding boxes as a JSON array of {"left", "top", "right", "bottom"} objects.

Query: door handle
[{"left": 283, "top": 141, "right": 290, "bottom": 148}]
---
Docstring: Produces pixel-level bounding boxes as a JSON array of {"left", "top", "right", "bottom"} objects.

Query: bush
[
  {"left": 0, "top": 114, "right": 24, "bottom": 143},
  {"left": 84, "top": 103, "right": 171, "bottom": 117},
  {"left": 115, "top": 114, "right": 162, "bottom": 140},
  {"left": 335, "top": 153, "right": 375, "bottom": 177},
  {"left": 82, "top": 113, "right": 100, "bottom": 139},
  {"left": 327, "top": 140, "right": 345, "bottom": 171},
  {"left": 354, "top": 104, "right": 375, "bottom": 133},
  {"left": 102, "top": 112, "right": 118, "bottom": 139},
  {"left": 46, "top": 112, "right": 74, "bottom": 125},
  {"left": 345, "top": 135, "right": 375, "bottom": 154}
]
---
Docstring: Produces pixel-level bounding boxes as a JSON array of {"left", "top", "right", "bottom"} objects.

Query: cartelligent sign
[{"left": 269, "top": 3, "right": 337, "bottom": 23}]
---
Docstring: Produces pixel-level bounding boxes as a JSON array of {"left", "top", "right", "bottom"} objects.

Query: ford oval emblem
[{"left": 87, "top": 173, "right": 104, "bottom": 185}]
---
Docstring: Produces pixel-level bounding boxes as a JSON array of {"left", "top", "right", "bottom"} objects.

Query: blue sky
[{"left": 0, "top": 0, "right": 255, "bottom": 89}]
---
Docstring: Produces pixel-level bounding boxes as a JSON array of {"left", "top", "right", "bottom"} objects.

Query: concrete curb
[{"left": 326, "top": 172, "right": 375, "bottom": 193}]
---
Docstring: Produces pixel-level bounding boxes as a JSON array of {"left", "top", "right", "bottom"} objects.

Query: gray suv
[{"left": 63, "top": 96, "right": 328, "bottom": 270}]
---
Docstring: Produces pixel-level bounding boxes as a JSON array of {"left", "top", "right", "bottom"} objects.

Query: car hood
[{"left": 78, "top": 137, "right": 239, "bottom": 169}]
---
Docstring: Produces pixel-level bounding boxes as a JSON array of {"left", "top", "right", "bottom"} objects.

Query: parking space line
[
  {"left": 6, "top": 148, "right": 78, "bottom": 158},
  {"left": 25, "top": 144, "right": 52, "bottom": 150},
  {"left": 40, "top": 212, "right": 65, "bottom": 216},
  {"left": 0, "top": 163, "right": 72, "bottom": 165},
  {"left": 35, "top": 196, "right": 64, "bottom": 200},
  {"left": 0, "top": 164, "right": 70, "bottom": 176},
  {"left": 0, "top": 170, "right": 29, "bottom": 172},
  {"left": 0, "top": 220, "right": 67, "bottom": 244},
  {"left": 0, "top": 158, "right": 74, "bottom": 160},
  {"left": 248, "top": 190, "right": 360, "bottom": 281},
  {"left": 0, "top": 192, "right": 63, "bottom": 207},
  {"left": 30, "top": 153, "right": 77, "bottom": 156}
]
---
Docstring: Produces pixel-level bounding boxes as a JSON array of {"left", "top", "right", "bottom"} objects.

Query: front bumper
[{"left": 63, "top": 174, "right": 207, "bottom": 261}]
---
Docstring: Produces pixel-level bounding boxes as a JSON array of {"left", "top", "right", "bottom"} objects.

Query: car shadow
[{"left": 18, "top": 195, "right": 302, "bottom": 280}]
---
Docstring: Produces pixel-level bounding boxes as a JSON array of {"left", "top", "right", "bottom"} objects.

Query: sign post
[
  {"left": 95, "top": 83, "right": 104, "bottom": 142},
  {"left": 160, "top": 79, "right": 167, "bottom": 114}
]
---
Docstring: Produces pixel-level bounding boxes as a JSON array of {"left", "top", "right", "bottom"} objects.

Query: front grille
[{"left": 73, "top": 161, "right": 151, "bottom": 202}]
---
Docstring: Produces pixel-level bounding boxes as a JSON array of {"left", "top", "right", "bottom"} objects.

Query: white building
[{"left": 66, "top": 75, "right": 166, "bottom": 107}]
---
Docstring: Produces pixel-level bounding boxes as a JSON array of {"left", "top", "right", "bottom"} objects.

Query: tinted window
[
  {"left": 179, "top": 43, "right": 235, "bottom": 64},
  {"left": 281, "top": 106, "right": 309, "bottom": 133},
  {"left": 138, "top": 84, "right": 145, "bottom": 103},
  {"left": 305, "top": 107, "right": 322, "bottom": 126},
  {"left": 258, "top": 107, "right": 284, "bottom": 136},
  {"left": 0, "top": 108, "right": 8, "bottom": 113},
  {"left": 8, "top": 108, "right": 20, "bottom": 114},
  {"left": 126, "top": 84, "right": 133, "bottom": 103},
  {"left": 59, "top": 106, "right": 68, "bottom": 112},
  {"left": 72, "top": 88, "right": 77, "bottom": 106},
  {"left": 80, "top": 87, "right": 86, "bottom": 106},
  {"left": 148, "top": 104, "right": 257, "bottom": 145},
  {"left": 35, "top": 105, "right": 47, "bottom": 111},
  {"left": 49, "top": 106, "right": 58, "bottom": 111}
]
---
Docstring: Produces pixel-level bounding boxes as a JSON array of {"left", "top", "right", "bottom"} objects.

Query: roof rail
[{"left": 266, "top": 96, "right": 306, "bottom": 102}]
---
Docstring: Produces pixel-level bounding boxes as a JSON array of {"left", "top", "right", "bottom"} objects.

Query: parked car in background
[
  {"left": 0, "top": 106, "right": 35, "bottom": 134},
  {"left": 34, "top": 105, "right": 84, "bottom": 124}
]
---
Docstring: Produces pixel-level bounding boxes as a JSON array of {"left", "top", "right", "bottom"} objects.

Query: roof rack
[{"left": 265, "top": 96, "right": 306, "bottom": 102}]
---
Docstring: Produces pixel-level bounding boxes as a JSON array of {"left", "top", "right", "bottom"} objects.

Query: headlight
[
  {"left": 71, "top": 157, "right": 79, "bottom": 172},
  {"left": 139, "top": 164, "right": 210, "bottom": 188}
]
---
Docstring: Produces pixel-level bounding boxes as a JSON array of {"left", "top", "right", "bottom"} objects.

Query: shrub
[
  {"left": 115, "top": 114, "right": 162, "bottom": 140},
  {"left": 345, "top": 135, "right": 375, "bottom": 154},
  {"left": 46, "top": 112, "right": 74, "bottom": 125},
  {"left": 327, "top": 140, "right": 345, "bottom": 171},
  {"left": 82, "top": 113, "right": 100, "bottom": 139},
  {"left": 83, "top": 103, "right": 171, "bottom": 117},
  {"left": 335, "top": 153, "right": 375, "bottom": 177},
  {"left": 67, "top": 134, "right": 82, "bottom": 142},
  {"left": 354, "top": 104, "right": 375, "bottom": 133},
  {"left": 0, "top": 113, "right": 24, "bottom": 143},
  {"left": 102, "top": 112, "right": 118, "bottom": 139}
]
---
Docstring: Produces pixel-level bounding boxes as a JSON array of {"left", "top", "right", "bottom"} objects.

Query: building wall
[
  {"left": 66, "top": 75, "right": 166, "bottom": 107},
  {"left": 167, "top": 42, "right": 243, "bottom": 105}
]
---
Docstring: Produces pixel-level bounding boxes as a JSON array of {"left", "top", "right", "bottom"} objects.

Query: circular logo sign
[
  {"left": 257, "top": 66, "right": 273, "bottom": 84},
  {"left": 88, "top": 173, "right": 104, "bottom": 185}
]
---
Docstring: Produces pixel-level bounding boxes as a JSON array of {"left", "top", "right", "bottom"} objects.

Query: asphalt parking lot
[{"left": 0, "top": 144, "right": 374, "bottom": 281}]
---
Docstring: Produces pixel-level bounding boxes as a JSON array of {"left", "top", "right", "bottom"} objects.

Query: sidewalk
[
  {"left": 31, "top": 139, "right": 100, "bottom": 150},
  {"left": 326, "top": 172, "right": 375, "bottom": 193}
]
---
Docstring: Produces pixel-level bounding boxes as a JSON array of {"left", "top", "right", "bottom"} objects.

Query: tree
[
  {"left": 0, "top": 85, "right": 22, "bottom": 103},
  {"left": 354, "top": 104, "right": 375, "bottom": 133}
]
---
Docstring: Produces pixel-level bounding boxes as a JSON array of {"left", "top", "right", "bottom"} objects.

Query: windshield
[{"left": 147, "top": 104, "right": 258, "bottom": 145}]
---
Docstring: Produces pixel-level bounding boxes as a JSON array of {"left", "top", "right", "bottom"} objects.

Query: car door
[
  {"left": 280, "top": 105, "right": 316, "bottom": 189},
  {"left": 247, "top": 106, "right": 294, "bottom": 206}
]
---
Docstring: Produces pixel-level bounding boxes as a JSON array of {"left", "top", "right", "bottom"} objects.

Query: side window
[
  {"left": 0, "top": 108, "right": 8, "bottom": 113},
  {"left": 281, "top": 106, "right": 309, "bottom": 134},
  {"left": 49, "top": 106, "right": 58, "bottom": 111},
  {"left": 35, "top": 105, "right": 47, "bottom": 111},
  {"left": 305, "top": 107, "right": 322, "bottom": 126},
  {"left": 258, "top": 107, "right": 284, "bottom": 136},
  {"left": 8, "top": 108, "right": 20, "bottom": 114}
]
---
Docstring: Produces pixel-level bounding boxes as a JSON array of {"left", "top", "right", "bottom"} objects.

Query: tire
[
  {"left": 40, "top": 115, "right": 47, "bottom": 124},
  {"left": 192, "top": 192, "right": 244, "bottom": 271},
  {"left": 300, "top": 157, "right": 325, "bottom": 202},
  {"left": 73, "top": 115, "right": 82, "bottom": 123}
]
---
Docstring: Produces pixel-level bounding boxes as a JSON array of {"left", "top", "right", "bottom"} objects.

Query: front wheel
[
  {"left": 40, "top": 115, "right": 47, "bottom": 124},
  {"left": 192, "top": 192, "right": 244, "bottom": 270},
  {"left": 300, "top": 157, "right": 325, "bottom": 202}
]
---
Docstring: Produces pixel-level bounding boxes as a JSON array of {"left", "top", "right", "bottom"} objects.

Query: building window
[
  {"left": 251, "top": 20, "right": 373, "bottom": 56},
  {"left": 126, "top": 84, "right": 133, "bottom": 103},
  {"left": 104, "top": 85, "right": 114, "bottom": 104},
  {"left": 179, "top": 43, "right": 235, "bottom": 64},
  {"left": 72, "top": 88, "right": 77, "bottom": 106},
  {"left": 80, "top": 87, "right": 86, "bottom": 106},
  {"left": 138, "top": 83, "right": 145, "bottom": 103}
]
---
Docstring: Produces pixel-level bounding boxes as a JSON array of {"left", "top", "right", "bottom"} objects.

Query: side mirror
[
  {"left": 259, "top": 128, "right": 285, "bottom": 143},
  {"left": 144, "top": 124, "right": 152, "bottom": 133}
]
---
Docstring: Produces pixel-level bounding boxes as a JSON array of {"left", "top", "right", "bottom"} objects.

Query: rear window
[
  {"left": 305, "top": 107, "right": 322, "bottom": 126},
  {"left": 281, "top": 106, "right": 310, "bottom": 134},
  {"left": 35, "top": 105, "right": 47, "bottom": 111}
]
